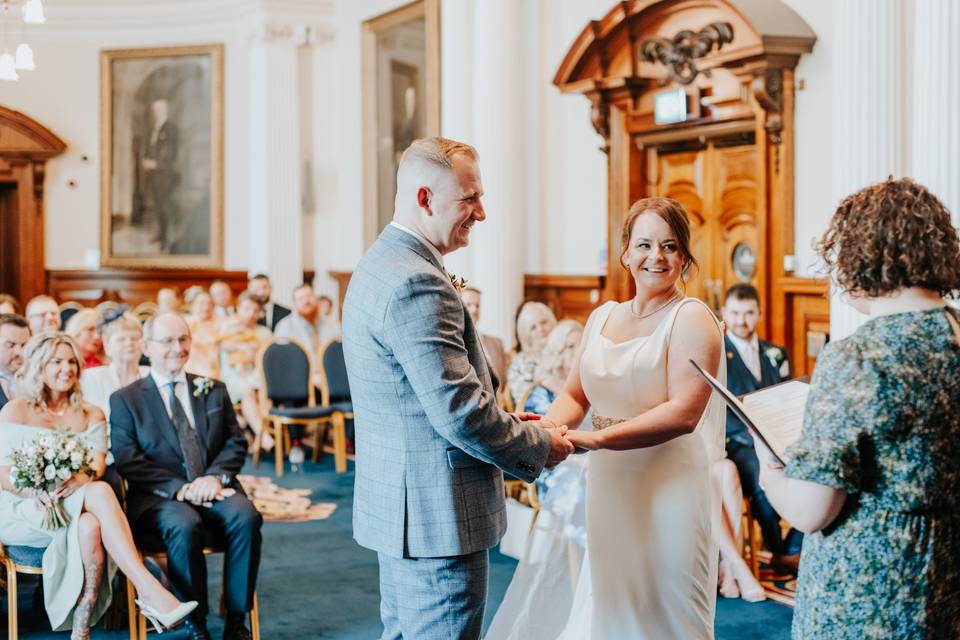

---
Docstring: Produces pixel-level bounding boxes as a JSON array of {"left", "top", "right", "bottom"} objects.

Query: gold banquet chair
[
  {"left": 0, "top": 542, "right": 44, "bottom": 640},
  {"left": 502, "top": 382, "right": 542, "bottom": 532},
  {"left": 254, "top": 337, "right": 349, "bottom": 477}
]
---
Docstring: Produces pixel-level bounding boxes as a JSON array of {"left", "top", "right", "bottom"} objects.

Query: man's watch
[{"left": 217, "top": 473, "right": 233, "bottom": 487}]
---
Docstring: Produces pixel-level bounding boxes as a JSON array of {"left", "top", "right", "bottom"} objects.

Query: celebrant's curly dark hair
[{"left": 817, "top": 177, "right": 960, "bottom": 299}]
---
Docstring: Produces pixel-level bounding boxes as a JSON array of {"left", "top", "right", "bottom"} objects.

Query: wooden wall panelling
[
  {"left": 779, "top": 277, "right": 829, "bottom": 378},
  {"left": 523, "top": 274, "right": 604, "bottom": 326},
  {"left": 46, "top": 269, "right": 315, "bottom": 308}
]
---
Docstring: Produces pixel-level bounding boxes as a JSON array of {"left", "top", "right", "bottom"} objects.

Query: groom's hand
[{"left": 545, "top": 428, "right": 575, "bottom": 468}]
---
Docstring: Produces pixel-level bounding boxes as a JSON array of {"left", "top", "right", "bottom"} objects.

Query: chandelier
[{"left": 0, "top": 0, "right": 45, "bottom": 81}]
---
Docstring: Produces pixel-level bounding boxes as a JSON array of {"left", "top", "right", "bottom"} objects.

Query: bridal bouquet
[{"left": 8, "top": 429, "right": 96, "bottom": 529}]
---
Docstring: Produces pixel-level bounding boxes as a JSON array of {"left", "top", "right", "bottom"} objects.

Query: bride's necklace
[
  {"left": 44, "top": 403, "right": 69, "bottom": 417},
  {"left": 630, "top": 290, "right": 681, "bottom": 320}
]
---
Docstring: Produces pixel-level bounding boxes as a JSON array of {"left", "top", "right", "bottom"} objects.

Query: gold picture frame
[
  {"left": 100, "top": 44, "right": 224, "bottom": 268},
  {"left": 361, "top": 0, "right": 440, "bottom": 247}
]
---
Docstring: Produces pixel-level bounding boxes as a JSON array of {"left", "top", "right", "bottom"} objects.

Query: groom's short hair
[{"left": 399, "top": 137, "right": 478, "bottom": 175}]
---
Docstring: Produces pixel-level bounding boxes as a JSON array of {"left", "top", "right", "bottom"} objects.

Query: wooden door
[
  {"left": 648, "top": 139, "right": 761, "bottom": 316},
  {"left": 0, "top": 183, "right": 20, "bottom": 297}
]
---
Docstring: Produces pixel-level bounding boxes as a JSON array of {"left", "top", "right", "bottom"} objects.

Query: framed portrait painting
[
  {"left": 100, "top": 44, "right": 223, "bottom": 268},
  {"left": 362, "top": 0, "right": 440, "bottom": 247}
]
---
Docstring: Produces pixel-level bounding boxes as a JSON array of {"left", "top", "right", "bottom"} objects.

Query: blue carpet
[{"left": 2, "top": 457, "right": 792, "bottom": 638}]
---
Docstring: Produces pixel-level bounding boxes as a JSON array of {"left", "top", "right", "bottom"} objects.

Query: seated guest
[
  {"left": 210, "top": 280, "right": 235, "bottom": 317},
  {"left": 711, "top": 457, "right": 765, "bottom": 601},
  {"left": 81, "top": 312, "right": 149, "bottom": 421},
  {"left": 755, "top": 178, "right": 960, "bottom": 638},
  {"left": 506, "top": 301, "right": 556, "bottom": 403},
  {"left": 183, "top": 285, "right": 205, "bottom": 310},
  {"left": 523, "top": 319, "right": 582, "bottom": 415},
  {"left": 219, "top": 292, "right": 273, "bottom": 450},
  {"left": 248, "top": 273, "right": 290, "bottom": 331},
  {"left": 721, "top": 283, "right": 801, "bottom": 572},
  {"left": 461, "top": 287, "right": 509, "bottom": 400},
  {"left": 185, "top": 291, "right": 221, "bottom": 379},
  {"left": 275, "top": 284, "right": 334, "bottom": 387},
  {"left": 156, "top": 287, "right": 182, "bottom": 314},
  {"left": 65, "top": 308, "right": 107, "bottom": 369},
  {"left": 0, "top": 313, "right": 29, "bottom": 408},
  {"left": 0, "top": 292, "right": 21, "bottom": 315},
  {"left": 25, "top": 294, "right": 61, "bottom": 336},
  {"left": 0, "top": 332, "right": 196, "bottom": 638},
  {"left": 111, "top": 313, "right": 262, "bottom": 640},
  {"left": 315, "top": 294, "right": 341, "bottom": 345}
]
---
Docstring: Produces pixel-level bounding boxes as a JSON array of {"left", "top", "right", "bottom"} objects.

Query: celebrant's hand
[
  {"left": 54, "top": 471, "right": 92, "bottom": 499},
  {"left": 564, "top": 430, "right": 602, "bottom": 452}
]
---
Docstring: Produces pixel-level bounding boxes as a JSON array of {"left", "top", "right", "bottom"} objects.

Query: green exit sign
[{"left": 654, "top": 87, "right": 687, "bottom": 125}]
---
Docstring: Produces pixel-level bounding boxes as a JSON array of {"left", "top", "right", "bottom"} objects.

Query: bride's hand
[
  {"left": 565, "top": 430, "right": 602, "bottom": 451},
  {"left": 54, "top": 471, "right": 92, "bottom": 499},
  {"left": 33, "top": 490, "right": 53, "bottom": 510}
]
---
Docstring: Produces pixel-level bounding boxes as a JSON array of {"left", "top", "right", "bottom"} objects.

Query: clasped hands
[
  {"left": 176, "top": 476, "right": 236, "bottom": 507},
  {"left": 514, "top": 412, "right": 599, "bottom": 468}
]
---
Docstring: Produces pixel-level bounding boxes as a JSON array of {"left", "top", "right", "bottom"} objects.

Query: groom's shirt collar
[{"left": 389, "top": 221, "right": 444, "bottom": 269}]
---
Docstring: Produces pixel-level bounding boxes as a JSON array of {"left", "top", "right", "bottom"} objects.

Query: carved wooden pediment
[{"left": 0, "top": 104, "right": 67, "bottom": 160}]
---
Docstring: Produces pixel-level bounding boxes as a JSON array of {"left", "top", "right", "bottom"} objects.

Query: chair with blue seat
[
  {"left": 254, "top": 337, "right": 350, "bottom": 476},
  {"left": 0, "top": 541, "right": 45, "bottom": 639},
  {"left": 316, "top": 339, "right": 353, "bottom": 472}
]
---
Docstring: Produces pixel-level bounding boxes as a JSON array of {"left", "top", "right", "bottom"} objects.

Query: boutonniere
[
  {"left": 192, "top": 376, "right": 214, "bottom": 398},
  {"left": 764, "top": 347, "right": 782, "bottom": 368},
  {"left": 449, "top": 273, "right": 468, "bottom": 293}
]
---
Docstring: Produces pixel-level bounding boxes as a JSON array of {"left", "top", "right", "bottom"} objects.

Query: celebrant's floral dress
[
  {"left": 0, "top": 422, "right": 115, "bottom": 631},
  {"left": 785, "top": 308, "right": 960, "bottom": 639}
]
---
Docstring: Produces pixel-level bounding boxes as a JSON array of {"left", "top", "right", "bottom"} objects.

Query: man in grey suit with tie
[{"left": 343, "top": 137, "right": 574, "bottom": 639}]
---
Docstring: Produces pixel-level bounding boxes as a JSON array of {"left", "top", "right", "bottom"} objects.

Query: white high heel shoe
[{"left": 136, "top": 599, "right": 198, "bottom": 633}]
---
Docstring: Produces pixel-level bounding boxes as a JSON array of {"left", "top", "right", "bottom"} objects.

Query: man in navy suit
[
  {"left": 0, "top": 313, "right": 29, "bottom": 408},
  {"left": 111, "top": 312, "right": 261, "bottom": 640},
  {"left": 248, "top": 273, "right": 291, "bottom": 331},
  {"left": 722, "top": 284, "right": 802, "bottom": 571}
]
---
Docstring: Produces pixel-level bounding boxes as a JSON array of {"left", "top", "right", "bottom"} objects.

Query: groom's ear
[{"left": 417, "top": 186, "right": 433, "bottom": 215}]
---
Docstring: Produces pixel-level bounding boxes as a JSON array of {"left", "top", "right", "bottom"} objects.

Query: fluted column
[
  {"left": 830, "top": 0, "right": 905, "bottom": 340},
  {"left": 247, "top": 23, "right": 305, "bottom": 306},
  {"left": 912, "top": 0, "right": 960, "bottom": 228},
  {"left": 469, "top": 0, "right": 526, "bottom": 342}
]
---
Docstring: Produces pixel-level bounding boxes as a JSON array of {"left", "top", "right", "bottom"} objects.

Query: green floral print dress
[{"left": 785, "top": 308, "right": 960, "bottom": 639}]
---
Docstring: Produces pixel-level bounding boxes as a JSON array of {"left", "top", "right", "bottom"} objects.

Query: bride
[
  {"left": 491, "top": 197, "right": 726, "bottom": 639},
  {"left": 0, "top": 332, "right": 196, "bottom": 638}
]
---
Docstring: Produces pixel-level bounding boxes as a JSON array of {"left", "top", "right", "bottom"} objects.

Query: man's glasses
[{"left": 149, "top": 336, "right": 191, "bottom": 348}]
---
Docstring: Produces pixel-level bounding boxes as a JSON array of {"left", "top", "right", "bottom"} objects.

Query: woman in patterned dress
[{"left": 753, "top": 178, "right": 960, "bottom": 638}]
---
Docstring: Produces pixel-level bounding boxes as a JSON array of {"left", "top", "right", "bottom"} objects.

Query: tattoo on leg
[{"left": 71, "top": 552, "right": 105, "bottom": 640}]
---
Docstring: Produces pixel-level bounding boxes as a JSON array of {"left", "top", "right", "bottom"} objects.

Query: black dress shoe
[
  {"left": 222, "top": 621, "right": 253, "bottom": 640},
  {"left": 183, "top": 618, "right": 212, "bottom": 640}
]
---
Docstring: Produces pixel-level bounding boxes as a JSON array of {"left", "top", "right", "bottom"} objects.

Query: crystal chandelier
[{"left": 0, "top": 0, "right": 45, "bottom": 81}]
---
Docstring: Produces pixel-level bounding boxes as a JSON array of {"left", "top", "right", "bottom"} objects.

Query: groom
[{"left": 343, "top": 137, "right": 573, "bottom": 639}]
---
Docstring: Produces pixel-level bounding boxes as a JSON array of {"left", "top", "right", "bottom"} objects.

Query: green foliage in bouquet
[{"left": 8, "top": 429, "right": 97, "bottom": 529}]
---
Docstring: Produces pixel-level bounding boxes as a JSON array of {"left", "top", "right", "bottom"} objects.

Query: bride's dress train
[{"left": 488, "top": 298, "right": 726, "bottom": 640}]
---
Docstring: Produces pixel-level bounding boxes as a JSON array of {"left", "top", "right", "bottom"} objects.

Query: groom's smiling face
[{"left": 422, "top": 154, "right": 486, "bottom": 254}]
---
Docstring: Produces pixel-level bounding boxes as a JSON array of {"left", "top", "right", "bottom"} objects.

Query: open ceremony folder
[{"left": 689, "top": 359, "right": 810, "bottom": 465}]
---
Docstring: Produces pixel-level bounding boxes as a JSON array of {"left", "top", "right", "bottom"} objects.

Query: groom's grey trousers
[{"left": 378, "top": 550, "right": 488, "bottom": 640}]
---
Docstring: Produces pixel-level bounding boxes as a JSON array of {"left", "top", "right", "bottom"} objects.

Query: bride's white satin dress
[
  {"left": 487, "top": 298, "right": 726, "bottom": 640},
  {"left": 570, "top": 298, "right": 725, "bottom": 640}
]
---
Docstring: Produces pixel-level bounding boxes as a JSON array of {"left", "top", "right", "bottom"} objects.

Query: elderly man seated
[{"left": 111, "top": 312, "right": 262, "bottom": 640}]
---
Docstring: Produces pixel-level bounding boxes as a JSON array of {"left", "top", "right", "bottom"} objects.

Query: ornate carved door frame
[{"left": 0, "top": 105, "right": 66, "bottom": 302}]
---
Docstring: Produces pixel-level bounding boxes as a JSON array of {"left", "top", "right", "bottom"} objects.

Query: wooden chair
[
  {"left": 741, "top": 498, "right": 763, "bottom": 580},
  {"left": 95, "top": 300, "right": 122, "bottom": 316},
  {"left": 253, "top": 337, "right": 349, "bottom": 476},
  {"left": 0, "top": 542, "right": 44, "bottom": 640},
  {"left": 501, "top": 383, "right": 544, "bottom": 530},
  {"left": 58, "top": 300, "right": 84, "bottom": 329},
  {"left": 126, "top": 546, "right": 260, "bottom": 640},
  {"left": 316, "top": 339, "right": 353, "bottom": 473}
]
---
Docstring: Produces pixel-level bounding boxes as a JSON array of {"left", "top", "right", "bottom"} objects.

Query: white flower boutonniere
[
  {"left": 764, "top": 347, "right": 782, "bottom": 368},
  {"left": 192, "top": 376, "right": 214, "bottom": 398},
  {"left": 449, "top": 273, "right": 468, "bottom": 293}
]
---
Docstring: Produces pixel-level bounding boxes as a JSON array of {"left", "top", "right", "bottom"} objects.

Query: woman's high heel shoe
[{"left": 136, "top": 599, "right": 198, "bottom": 633}]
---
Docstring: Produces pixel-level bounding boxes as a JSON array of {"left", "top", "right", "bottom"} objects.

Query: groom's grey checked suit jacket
[{"left": 343, "top": 224, "right": 553, "bottom": 559}]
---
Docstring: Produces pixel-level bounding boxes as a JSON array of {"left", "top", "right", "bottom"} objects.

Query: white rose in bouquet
[{"left": 44, "top": 464, "right": 57, "bottom": 480}]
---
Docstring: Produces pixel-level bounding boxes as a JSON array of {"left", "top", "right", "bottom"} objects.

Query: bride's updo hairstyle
[
  {"left": 18, "top": 332, "right": 85, "bottom": 411},
  {"left": 620, "top": 197, "right": 699, "bottom": 282}
]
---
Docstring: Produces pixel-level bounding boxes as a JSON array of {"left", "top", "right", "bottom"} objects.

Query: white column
[
  {"left": 830, "top": 0, "right": 905, "bottom": 340},
  {"left": 912, "top": 0, "right": 960, "bottom": 229},
  {"left": 438, "top": 0, "right": 476, "bottom": 286},
  {"left": 469, "top": 0, "right": 527, "bottom": 343},
  {"left": 247, "top": 23, "right": 304, "bottom": 307}
]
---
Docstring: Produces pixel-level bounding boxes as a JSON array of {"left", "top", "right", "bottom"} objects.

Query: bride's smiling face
[{"left": 622, "top": 211, "right": 686, "bottom": 291}]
